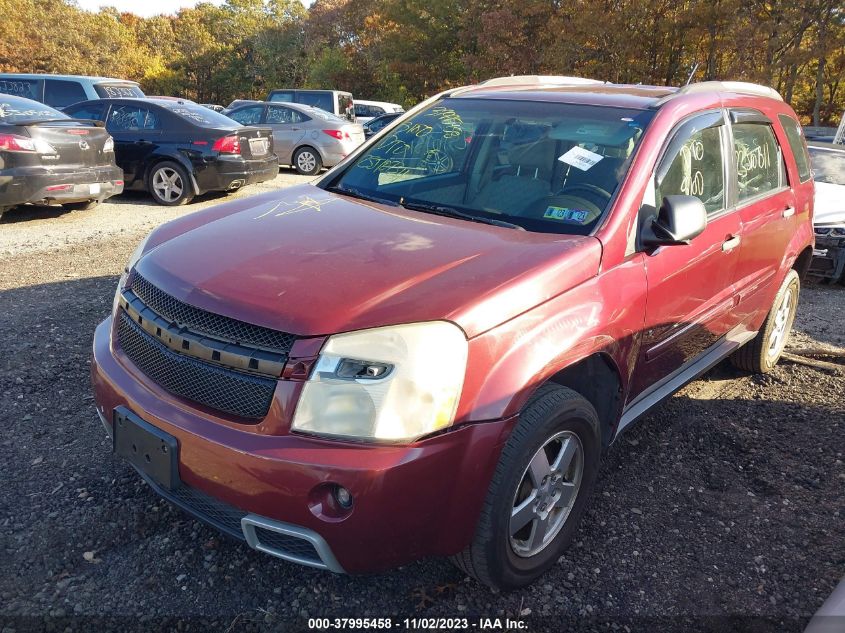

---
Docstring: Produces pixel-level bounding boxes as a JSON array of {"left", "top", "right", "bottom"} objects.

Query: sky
[{"left": 75, "top": 0, "right": 307, "bottom": 18}]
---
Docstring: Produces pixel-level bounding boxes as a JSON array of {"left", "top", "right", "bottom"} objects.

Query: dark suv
[{"left": 91, "top": 77, "right": 814, "bottom": 589}]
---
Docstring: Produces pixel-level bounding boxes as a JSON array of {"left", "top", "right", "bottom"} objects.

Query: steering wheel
[{"left": 557, "top": 183, "right": 612, "bottom": 202}]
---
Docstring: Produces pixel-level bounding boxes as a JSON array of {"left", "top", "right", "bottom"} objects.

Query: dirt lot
[{"left": 1, "top": 173, "right": 843, "bottom": 633}]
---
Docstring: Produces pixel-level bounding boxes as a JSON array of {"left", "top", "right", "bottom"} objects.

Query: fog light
[{"left": 334, "top": 485, "right": 353, "bottom": 509}]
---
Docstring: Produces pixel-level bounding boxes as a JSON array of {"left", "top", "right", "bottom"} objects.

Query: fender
[{"left": 458, "top": 255, "right": 648, "bottom": 425}]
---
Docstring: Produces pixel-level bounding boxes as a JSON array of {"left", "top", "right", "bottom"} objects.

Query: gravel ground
[{"left": 0, "top": 177, "right": 843, "bottom": 633}]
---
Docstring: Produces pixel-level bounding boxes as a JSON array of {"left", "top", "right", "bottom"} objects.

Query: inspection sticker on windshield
[
  {"left": 558, "top": 146, "right": 603, "bottom": 171},
  {"left": 543, "top": 206, "right": 590, "bottom": 224}
]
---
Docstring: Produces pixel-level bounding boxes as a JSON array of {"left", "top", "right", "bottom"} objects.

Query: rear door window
[
  {"left": 0, "top": 78, "right": 40, "bottom": 100},
  {"left": 266, "top": 105, "right": 307, "bottom": 124},
  {"left": 229, "top": 105, "right": 264, "bottom": 125},
  {"left": 778, "top": 114, "right": 812, "bottom": 183},
  {"left": 43, "top": 79, "right": 87, "bottom": 108},
  {"left": 733, "top": 123, "right": 786, "bottom": 203},
  {"left": 107, "top": 104, "right": 159, "bottom": 131},
  {"left": 656, "top": 115, "right": 726, "bottom": 215}
]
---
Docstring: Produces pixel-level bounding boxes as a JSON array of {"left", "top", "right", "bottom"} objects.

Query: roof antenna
[{"left": 685, "top": 62, "right": 700, "bottom": 86}]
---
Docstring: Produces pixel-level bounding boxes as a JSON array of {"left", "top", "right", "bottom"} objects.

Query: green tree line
[{"left": 0, "top": 0, "right": 842, "bottom": 124}]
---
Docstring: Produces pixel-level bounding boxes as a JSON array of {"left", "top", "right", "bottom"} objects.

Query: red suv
[{"left": 91, "top": 77, "right": 814, "bottom": 589}]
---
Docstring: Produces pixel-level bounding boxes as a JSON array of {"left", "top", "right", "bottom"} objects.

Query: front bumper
[
  {"left": 91, "top": 316, "right": 512, "bottom": 573},
  {"left": 0, "top": 164, "right": 123, "bottom": 207},
  {"left": 194, "top": 155, "right": 279, "bottom": 195}
]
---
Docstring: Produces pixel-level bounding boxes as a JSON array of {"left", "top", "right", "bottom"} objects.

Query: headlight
[
  {"left": 112, "top": 232, "right": 151, "bottom": 313},
  {"left": 291, "top": 321, "right": 468, "bottom": 442}
]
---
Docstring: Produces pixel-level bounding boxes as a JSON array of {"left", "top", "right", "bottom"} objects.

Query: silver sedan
[{"left": 226, "top": 101, "right": 365, "bottom": 175}]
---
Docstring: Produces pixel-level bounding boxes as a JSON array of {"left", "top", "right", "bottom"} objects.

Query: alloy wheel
[
  {"left": 767, "top": 287, "right": 793, "bottom": 359},
  {"left": 296, "top": 151, "right": 317, "bottom": 173},
  {"left": 152, "top": 167, "right": 184, "bottom": 203},
  {"left": 509, "top": 431, "right": 584, "bottom": 558}
]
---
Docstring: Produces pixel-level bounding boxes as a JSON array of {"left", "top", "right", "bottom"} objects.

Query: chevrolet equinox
[{"left": 91, "top": 76, "right": 815, "bottom": 589}]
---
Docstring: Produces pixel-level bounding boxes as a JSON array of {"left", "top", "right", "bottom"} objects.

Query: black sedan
[
  {"left": 0, "top": 94, "right": 123, "bottom": 219},
  {"left": 363, "top": 112, "right": 403, "bottom": 139},
  {"left": 65, "top": 98, "right": 278, "bottom": 206}
]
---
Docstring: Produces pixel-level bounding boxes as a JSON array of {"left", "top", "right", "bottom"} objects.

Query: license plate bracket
[
  {"left": 249, "top": 137, "right": 268, "bottom": 156},
  {"left": 113, "top": 408, "right": 179, "bottom": 490}
]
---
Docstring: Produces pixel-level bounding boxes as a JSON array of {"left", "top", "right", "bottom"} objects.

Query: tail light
[
  {"left": 212, "top": 135, "right": 240, "bottom": 154},
  {"left": 0, "top": 134, "right": 37, "bottom": 152},
  {"left": 103, "top": 137, "right": 114, "bottom": 152},
  {"left": 323, "top": 129, "right": 351, "bottom": 141},
  {"left": 0, "top": 134, "right": 56, "bottom": 154}
]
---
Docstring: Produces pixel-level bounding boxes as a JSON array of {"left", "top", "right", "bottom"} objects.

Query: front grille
[
  {"left": 117, "top": 310, "right": 276, "bottom": 419},
  {"left": 129, "top": 273, "right": 296, "bottom": 354},
  {"left": 254, "top": 526, "right": 321, "bottom": 563}
]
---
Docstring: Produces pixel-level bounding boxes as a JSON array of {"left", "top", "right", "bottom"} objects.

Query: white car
[
  {"left": 353, "top": 99, "right": 404, "bottom": 123},
  {"left": 808, "top": 142, "right": 845, "bottom": 283}
]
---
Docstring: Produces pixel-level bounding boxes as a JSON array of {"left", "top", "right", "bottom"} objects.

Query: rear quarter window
[
  {"left": 43, "top": 79, "right": 87, "bottom": 108},
  {"left": 778, "top": 114, "right": 812, "bottom": 182}
]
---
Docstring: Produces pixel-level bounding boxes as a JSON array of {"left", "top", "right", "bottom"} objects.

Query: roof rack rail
[
  {"left": 657, "top": 80, "right": 783, "bottom": 104},
  {"left": 480, "top": 75, "right": 604, "bottom": 88}
]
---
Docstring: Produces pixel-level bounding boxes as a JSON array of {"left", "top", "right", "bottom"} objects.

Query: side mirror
[{"left": 640, "top": 195, "right": 707, "bottom": 247}]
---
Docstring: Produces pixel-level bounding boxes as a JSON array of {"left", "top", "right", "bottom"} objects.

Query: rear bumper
[
  {"left": 91, "top": 316, "right": 512, "bottom": 573},
  {"left": 809, "top": 238, "right": 845, "bottom": 283},
  {"left": 0, "top": 164, "right": 123, "bottom": 207},
  {"left": 194, "top": 155, "right": 278, "bottom": 195}
]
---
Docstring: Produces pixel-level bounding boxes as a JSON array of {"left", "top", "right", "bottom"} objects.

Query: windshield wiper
[
  {"left": 326, "top": 185, "right": 398, "bottom": 207},
  {"left": 400, "top": 200, "right": 526, "bottom": 231}
]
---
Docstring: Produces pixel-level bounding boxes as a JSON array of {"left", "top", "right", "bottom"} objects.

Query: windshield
[
  {"left": 94, "top": 84, "right": 144, "bottom": 99},
  {"left": 809, "top": 146, "right": 845, "bottom": 186},
  {"left": 0, "top": 96, "right": 67, "bottom": 124},
  {"left": 331, "top": 98, "right": 653, "bottom": 234},
  {"left": 157, "top": 101, "right": 241, "bottom": 128}
]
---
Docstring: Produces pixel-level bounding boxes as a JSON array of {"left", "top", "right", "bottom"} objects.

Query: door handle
[
  {"left": 782, "top": 206, "right": 795, "bottom": 218},
  {"left": 722, "top": 235, "right": 741, "bottom": 252}
]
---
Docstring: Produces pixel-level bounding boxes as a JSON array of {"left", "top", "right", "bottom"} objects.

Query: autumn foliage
[{"left": 0, "top": 0, "right": 842, "bottom": 123}]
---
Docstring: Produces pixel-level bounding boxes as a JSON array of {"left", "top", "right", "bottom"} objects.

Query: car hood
[
  {"left": 814, "top": 181, "right": 845, "bottom": 225},
  {"left": 135, "top": 184, "right": 602, "bottom": 338}
]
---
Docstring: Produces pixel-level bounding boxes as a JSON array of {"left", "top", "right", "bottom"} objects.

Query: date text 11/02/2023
[{"left": 307, "top": 617, "right": 529, "bottom": 631}]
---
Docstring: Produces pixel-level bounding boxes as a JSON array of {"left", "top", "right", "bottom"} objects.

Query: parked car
[
  {"left": 0, "top": 94, "right": 123, "bottom": 219},
  {"left": 266, "top": 89, "right": 355, "bottom": 123},
  {"left": 223, "top": 99, "right": 260, "bottom": 113},
  {"left": 0, "top": 73, "right": 143, "bottom": 109},
  {"left": 91, "top": 78, "right": 814, "bottom": 590},
  {"left": 362, "top": 111, "right": 403, "bottom": 138},
  {"left": 353, "top": 99, "right": 404, "bottom": 123},
  {"left": 807, "top": 141, "right": 845, "bottom": 283},
  {"left": 64, "top": 98, "right": 277, "bottom": 206},
  {"left": 226, "top": 101, "right": 364, "bottom": 175}
]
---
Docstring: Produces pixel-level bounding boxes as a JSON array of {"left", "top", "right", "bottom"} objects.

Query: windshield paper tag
[
  {"left": 558, "top": 146, "right": 603, "bottom": 171},
  {"left": 543, "top": 206, "right": 590, "bottom": 223}
]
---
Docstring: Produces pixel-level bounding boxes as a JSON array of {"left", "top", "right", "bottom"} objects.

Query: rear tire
[
  {"left": 450, "top": 384, "right": 601, "bottom": 590},
  {"left": 731, "top": 269, "right": 800, "bottom": 373},
  {"left": 148, "top": 161, "right": 194, "bottom": 206},
  {"left": 293, "top": 147, "right": 322, "bottom": 175},
  {"left": 63, "top": 200, "right": 99, "bottom": 211}
]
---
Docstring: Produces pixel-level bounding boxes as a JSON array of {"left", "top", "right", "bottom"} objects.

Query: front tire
[
  {"left": 451, "top": 384, "right": 601, "bottom": 589},
  {"left": 731, "top": 269, "right": 800, "bottom": 373},
  {"left": 148, "top": 162, "right": 194, "bottom": 206},
  {"left": 292, "top": 147, "right": 322, "bottom": 175}
]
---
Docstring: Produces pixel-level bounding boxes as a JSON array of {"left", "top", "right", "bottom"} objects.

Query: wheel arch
[
  {"left": 791, "top": 245, "right": 814, "bottom": 281},
  {"left": 144, "top": 154, "right": 199, "bottom": 195}
]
